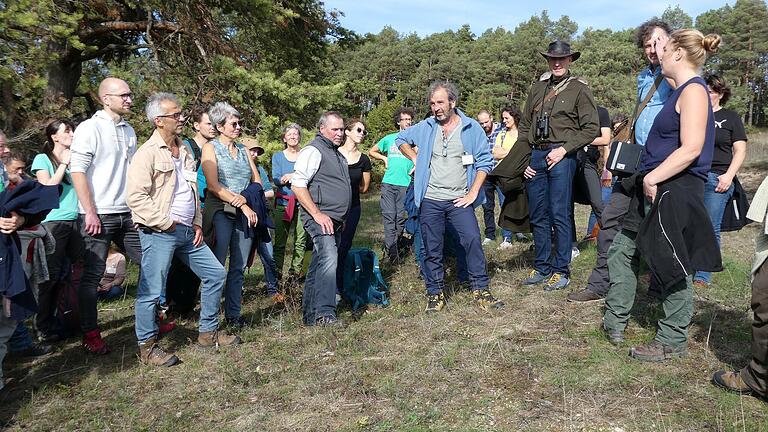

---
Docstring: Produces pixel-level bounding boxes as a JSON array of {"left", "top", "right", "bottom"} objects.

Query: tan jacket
[{"left": 127, "top": 130, "right": 201, "bottom": 231}]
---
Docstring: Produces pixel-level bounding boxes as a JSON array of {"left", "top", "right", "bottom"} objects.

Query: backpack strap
[{"left": 628, "top": 74, "right": 664, "bottom": 144}]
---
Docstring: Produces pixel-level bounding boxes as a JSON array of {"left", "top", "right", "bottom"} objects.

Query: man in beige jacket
[{"left": 126, "top": 92, "right": 238, "bottom": 367}]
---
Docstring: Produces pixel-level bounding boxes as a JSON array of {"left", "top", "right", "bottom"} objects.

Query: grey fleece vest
[{"left": 307, "top": 134, "right": 352, "bottom": 222}]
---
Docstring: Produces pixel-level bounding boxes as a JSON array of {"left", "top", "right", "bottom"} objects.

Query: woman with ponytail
[
  {"left": 602, "top": 30, "right": 722, "bottom": 362},
  {"left": 31, "top": 119, "right": 84, "bottom": 342}
]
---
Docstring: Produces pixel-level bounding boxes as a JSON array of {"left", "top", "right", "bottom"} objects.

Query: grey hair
[
  {"left": 428, "top": 80, "right": 460, "bottom": 103},
  {"left": 282, "top": 123, "right": 302, "bottom": 140},
  {"left": 146, "top": 92, "right": 180, "bottom": 124},
  {"left": 208, "top": 102, "right": 241, "bottom": 132},
  {"left": 317, "top": 111, "right": 343, "bottom": 129}
]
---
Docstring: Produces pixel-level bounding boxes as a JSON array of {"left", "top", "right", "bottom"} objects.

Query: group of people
[{"left": 0, "top": 17, "right": 766, "bottom": 405}]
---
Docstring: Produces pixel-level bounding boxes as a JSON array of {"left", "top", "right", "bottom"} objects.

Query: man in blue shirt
[
  {"left": 397, "top": 81, "right": 503, "bottom": 313},
  {"left": 567, "top": 19, "right": 673, "bottom": 304}
]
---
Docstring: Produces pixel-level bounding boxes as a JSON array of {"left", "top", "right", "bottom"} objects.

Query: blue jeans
[
  {"left": 255, "top": 240, "right": 279, "bottom": 295},
  {"left": 695, "top": 172, "right": 735, "bottom": 284},
  {"left": 525, "top": 148, "right": 576, "bottom": 276},
  {"left": 413, "top": 220, "right": 468, "bottom": 283},
  {"left": 136, "top": 225, "right": 226, "bottom": 342},
  {"left": 211, "top": 211, "right": 253, "bottom": 320},
  {"left": 9, "top": 322, "right": 33, "bottom": 352},
  {"left": 419, "top": 198, "right": 489, "bottom": 295},
  {"left": 302, "top": 216, "right": 342, "bottom": 325}
]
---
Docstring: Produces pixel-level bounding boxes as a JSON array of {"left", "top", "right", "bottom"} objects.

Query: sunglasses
[{"left": 355, "top": 127, "right": 367, "bottom": 136}]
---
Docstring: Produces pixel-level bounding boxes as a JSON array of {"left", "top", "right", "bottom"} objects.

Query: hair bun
[{"left": 702, "top": 34, "right": 721, "bottom": 53}]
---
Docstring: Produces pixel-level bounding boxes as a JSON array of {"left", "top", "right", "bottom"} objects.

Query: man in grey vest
[{"left": 292, "top": 111, "right": 352, "bottom": 326}]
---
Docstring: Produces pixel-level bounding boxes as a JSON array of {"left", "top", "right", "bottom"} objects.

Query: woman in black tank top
[{"left": 602, "top": 29, "right": 723, "bottom": 363}]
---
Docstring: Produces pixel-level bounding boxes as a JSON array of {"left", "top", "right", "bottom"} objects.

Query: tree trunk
[{"left": 44, "top": 41, "right": 83, "bottom": 111}]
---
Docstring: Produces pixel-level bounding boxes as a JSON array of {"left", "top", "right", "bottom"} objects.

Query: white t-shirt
[{"left": 168, "top": 156, "right": 196, "bottom": 227}]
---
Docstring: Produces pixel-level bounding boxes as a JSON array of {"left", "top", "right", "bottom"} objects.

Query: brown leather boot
[
  {"left": 197, "top": 329, "right": 241, "bottom": 350},
  {"left": 712, "top": 370, "right": 754, "bottom": 395},
  {"left": 138, "top": 337, "right": 179, "bottom": 367}
]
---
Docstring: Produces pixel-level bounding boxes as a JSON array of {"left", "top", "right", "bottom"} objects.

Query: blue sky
[{"left": 323, "top": 1, "right": 733, "bottom": 36}]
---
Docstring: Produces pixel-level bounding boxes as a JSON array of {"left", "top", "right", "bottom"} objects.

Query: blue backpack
[{"left": 341, "top": 248, "right": 390, "bottom": 311}]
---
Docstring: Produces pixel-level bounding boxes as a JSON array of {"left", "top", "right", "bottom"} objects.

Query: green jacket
[{"left": 515, "top": 72, "right": 600, "bottom": 153}]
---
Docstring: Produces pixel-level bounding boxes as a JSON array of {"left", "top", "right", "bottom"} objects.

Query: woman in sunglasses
[
  {"left": 336, "top": 119, "right": 372, "bottom": 289},
  {"left": 201, "top": 102, "right": 262, "bottom": 328}
]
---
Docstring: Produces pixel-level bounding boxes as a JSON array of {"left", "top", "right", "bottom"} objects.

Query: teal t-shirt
[
  {"left": 31, "top": 154, "right": 79, "bottom": 222},
  {"left": 377, "top": 132, "right": 414, "bottom": 187}
]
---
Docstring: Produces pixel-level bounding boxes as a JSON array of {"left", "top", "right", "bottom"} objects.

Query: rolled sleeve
[{"left": 291, "top": 147, "right": 322, "bottom": 188}]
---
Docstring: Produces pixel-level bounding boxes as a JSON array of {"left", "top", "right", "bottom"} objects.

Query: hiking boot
[
  {"left": 138, "top": 337, "right": 179, "bottom": 367},
  {"left": 314, "top": 315, "right": 342, "bottom": 327},
  {"left": 522, "top": 269, "right": 550, "bottom": 286},
  {"left": 425, "top": 292, "right": 447, "bottom": 313},
  {"left": 602, "top": 325, "right": 625, "bottom": 345},
  {"left": 498, "top": 240, "right": 513, "bottom": 250},
  {"left": 567, "top": 288, "right": 604, "bottom": 303},
  {"left": 544, "top": 273, "right": 570, "bottom": 291},
  {"left": 9, "top": 343, "right": 54, "bottom": 358},
  {"left": 198, "top": 329, "right": 241, "bottom": 349},
  {"left": 82, "top": 329, "right": 110, "bottom": 355},
  {"left": 629, "top": 340, "right": 688, "bottom": 362},
  {"left": 712, "top": 370, "right": 754, "bottom": 395},
  {"left": 472, "top": 289, "right": 505, "bottom": 310}
]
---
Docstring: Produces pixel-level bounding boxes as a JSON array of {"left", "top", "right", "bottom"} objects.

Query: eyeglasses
[
  {"left": 355, "top": 127, "right": 367, "bottom": 136},
  {"left": 399, "top": 117, "right": 412, "bottom": 123},
  {"left": 106, "top": 93, "right": 133, "bottom": 100},
  {"left": 157, "top": 111, "right": 185, "bottom": 121}
]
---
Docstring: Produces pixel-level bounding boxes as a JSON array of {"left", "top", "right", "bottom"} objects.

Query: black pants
[
  {"left": 571, "top": 158, "right": 605, "bottom": 243},
  {"left": 585, "top": 182, "right": 632, "bottom": 296}
]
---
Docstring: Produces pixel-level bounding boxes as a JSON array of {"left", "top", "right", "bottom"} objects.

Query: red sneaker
[
  {"left": 158, "top": 320, "right": 176, "bottom": 335},
  {"left": 82, "top": 329, "right": 110, "bottom": 355}
]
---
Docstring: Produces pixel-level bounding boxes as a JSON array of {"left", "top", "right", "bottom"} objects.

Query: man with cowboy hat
[{"left": 517, "top": 40, "right": 599, "bottom": 291}]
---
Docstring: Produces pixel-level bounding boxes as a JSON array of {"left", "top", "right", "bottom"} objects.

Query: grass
[{"left": 2, "top": 138, "right": 768, "bottom": 431}]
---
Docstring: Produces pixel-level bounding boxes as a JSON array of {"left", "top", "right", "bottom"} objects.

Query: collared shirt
[
  {"left": 70, "top": 110, "right": 137, "bottom": 214},
  {"left": 486, "top": 123, "right": 502, "bottom": 153},
  {"left": 126, "top": 129, "right": 201, "bottom": 231},
  {"left": 291, "top": 146, "right": 323, "bottom": 188},
  {"left": 635, "top": 65, "right": 673, "bottom": 146}
]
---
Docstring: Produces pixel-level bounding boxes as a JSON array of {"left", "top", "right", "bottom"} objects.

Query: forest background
[{"left": 2, "top": 0, "right": 767, "bottom": 165}]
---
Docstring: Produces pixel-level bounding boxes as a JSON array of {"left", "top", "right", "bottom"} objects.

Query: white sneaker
[
  {"left": 498, "top": 240, "right": 513, "bottom": 250},
  {"left": 482, "top": 238, "right": 493, "bottom": 246},
  {"left": 570, "top": 246, "right": 580, "bottom": 262}
]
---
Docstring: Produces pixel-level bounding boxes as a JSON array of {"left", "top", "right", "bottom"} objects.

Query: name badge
[
  {"left": 183, "top": 170, "right": 197, "bottom": 182},
  {"left": 461, "top": 154, "right": 474, "bottom": 166}
]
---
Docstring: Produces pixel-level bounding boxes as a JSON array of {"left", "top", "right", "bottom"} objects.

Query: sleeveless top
[
  {"left": 638, "top": 76, "right": 715, "bottom": 181},
  {"left": 211, "top": 139, "right": 252, "bottom": 194}
]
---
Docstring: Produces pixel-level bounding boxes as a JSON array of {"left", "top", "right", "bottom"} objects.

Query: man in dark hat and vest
[{"left": 518, "top": 40, "right": 599, "bottom": 291}]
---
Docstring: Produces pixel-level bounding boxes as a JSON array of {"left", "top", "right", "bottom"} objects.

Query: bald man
[{"left": 70, "top": 77, "right": 140, "bottom": 355}]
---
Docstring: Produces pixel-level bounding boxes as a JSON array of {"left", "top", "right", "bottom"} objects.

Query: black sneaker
[
  {"left": 314, "top": 315, "right": 342, "bottom": 327},
  {"left": 9, "top": 343, "right": 54, "bottom": 358},
  {"left": 225, "top": 316, "right": 247, "bottom": 330},
  {"left": 425, "top": 292, "right": 446, "bottom": 313},
  {"left": 472, "top": 289, "right": 505, "bottom": 310}
]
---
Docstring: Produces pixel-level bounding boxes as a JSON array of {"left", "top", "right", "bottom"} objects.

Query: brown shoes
[
  {"left": 712, "top": 370, "right": 754, "bottom": 395},
  {"left": 197, "top": 329, "right": 241, "bottom": 350},
  {"left": 138, "top": 337, "right": 179, "bottom": 367},
  {"left": 567, "top": 288, "right": 604, "bottom": 303},
  {"left": 629, "top": 340, "right": 688, "bottom": 362}
]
